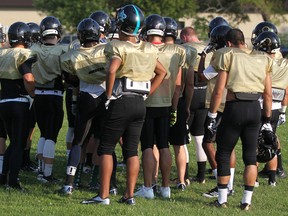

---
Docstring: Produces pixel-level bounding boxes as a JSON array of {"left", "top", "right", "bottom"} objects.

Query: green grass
[{"left": 0, "top": 112, "right": 287, "bottom": 216}]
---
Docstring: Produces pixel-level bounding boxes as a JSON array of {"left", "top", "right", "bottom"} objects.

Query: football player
[
  {"left": 165, "top": 17, "right": 197, "bottom": 191},
  {"left": 135, "top": 14, "right": 185, "bottom": 199},
  {"left": 58, "top": 18, "right": 107, "bottom": 195},
  {"left": 253, "top": 31, "right": 288, "bottom": 185},
  {"left": 32, "top": 16, "right": 67, "bottom": 183},
  {"left": 0, "top": 22, "right": 35, "bottom": 189},
  {"left": 81, "top": 4, "right": 166, "bottom": 205},
  {"left": 207, "top": 28, "right": 272, "bottom": 210}
]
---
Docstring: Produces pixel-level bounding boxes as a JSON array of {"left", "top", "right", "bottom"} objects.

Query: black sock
[
  {"left": 85, "top": 153, "right": 93, "bottom": 167},
  {"left": 277, "top": 149, "right": 283, "bottom": 170},
  {"left": 197, "top": 161, "right": 206, "bottom": 181},
  {"left": 185, "top": 163, "right": 189, "bottom": 179},
  {"left": 268, "top": 170, "right": 276, "bottom": 183}
]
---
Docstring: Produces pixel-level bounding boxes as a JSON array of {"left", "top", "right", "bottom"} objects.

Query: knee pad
[
  {"left": 194, "top": 136, "right": 207, "bottom": 162},
  {"left": 43, "top": 139, "right": 55, "bottom": 159},
  {"left": 37, "top": 137, "right": 45, "bottom": 154},
  {"left": 216, "top": 150, "right": 231, "bottom": 176},
  {"left": 68, "top": 145, "right": 81, "bottom": 167},
  {"left": 66, "top": 127, "right": 74, "bottom": 143}
]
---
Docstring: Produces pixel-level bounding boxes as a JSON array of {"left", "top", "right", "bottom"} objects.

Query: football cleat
[
  {"left": 211, "top": 200, "right": 228, "bottom": 208},
  {"left": 58, "top": 185, "right": 73, "bottom": 195},
  {"left": 203, "top": 187, "right": 218, "bottom": 198},
  {"left": 118, "top": 196, "right": 136, "bottom": 205},
  {"left": 81, "top": 195, "right": 110, "bottom": 205},
  {"left": 240, "top": 202, "right": 251, "bottom": 211},
  {"left": 134, "top": 185, "right": 154, "bottom": 199}
]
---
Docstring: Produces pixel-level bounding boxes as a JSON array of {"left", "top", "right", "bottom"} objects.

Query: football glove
[
  {"left": 277, "top": 112, "right": 286, "bottom": 126},
  {"left": 170, "top": 109, "right": 177, "bottom": 127},
  {"left": 204, "top": 112, "right": 218, "bottom": 142}
]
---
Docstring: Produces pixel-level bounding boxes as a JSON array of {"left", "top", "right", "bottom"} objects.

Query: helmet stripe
[{"left": 132, "top": 5, "right": 140, "bottom": 35}]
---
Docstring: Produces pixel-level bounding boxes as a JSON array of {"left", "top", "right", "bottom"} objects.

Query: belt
[
  {"left": 0, "top": 97, "right": 29, "bottom": 103},
  {"left": 35, "top": 89, "right": 63, "bottom": 96},
  {"left": 194, "top": 86, "right": 207, "bottom": 90},
  {"left": 121, "top": 94, "right": 144, "bottom": 98}
]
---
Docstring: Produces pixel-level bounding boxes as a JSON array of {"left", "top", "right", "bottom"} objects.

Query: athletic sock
[
  {"left": 241, "top": 185, "right": 254, "bottom": 204},
  {"left": 217, "top": 184, "right": 228, "bottom": 204},
  {"left": 277, "top": 149, "right": 283, "bottom": 170},
  {"left": 228, "top": 168, "right": 235, "bottom": 191}
]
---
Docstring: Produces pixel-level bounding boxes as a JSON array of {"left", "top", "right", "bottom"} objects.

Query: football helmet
[
  {"left": 8, "top": 21, "right": 31, "bottom": 47},
  {"left": 163, "top": 17, "right": 178, "bottom": 39},
  {"left": 209, "top": 25, "right": 232, "bottom": 50},
  {"left": 253, "top": 31, "right": 280, "bottom": 54},
  {"left": 144, "top": 14, "right": 166, "bottom": 37},
  {"left": 27, "top": 22, "right": 41, "bottom": 43},
  {"left": 116, "top": 4, "right": 144, "bottom": 36},
  {"left": 107, "top": 18, "right": 119, "bottom": 40},
  {"left": 208, "top": 16, "right": 229, "bottom": 37},
  {"left": 40, "top": 16, "right": 62, "bottom": 38},
  {"left": 77, "top": 18, "right": 101, "bottom": 44},
  {"left": 89, "top": 11, "right": 111, "bottom": 35},
  {"left": 257, "top": 129, "right": 278, "bottom": 163},
  {"left": 251, "top": 21, "right": 278, "bottom": 45}
]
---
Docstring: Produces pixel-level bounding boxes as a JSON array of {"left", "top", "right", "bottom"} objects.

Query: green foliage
[
  {"left": 33, "top": 0, "right": 113, "bottom": 32},
  {"left": 33, "top": 0, "right": 198, "bottom": 32}
]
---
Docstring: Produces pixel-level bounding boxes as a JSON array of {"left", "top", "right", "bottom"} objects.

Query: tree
[
  {"left": 33, "top": 0, "right": 113, "bottom": 32},
  {"left": 33, "top": 0, "right": 198, "bottom": 32}
]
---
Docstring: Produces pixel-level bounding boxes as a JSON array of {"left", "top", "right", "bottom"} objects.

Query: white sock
[
  {"left": 241, "top": 190, "right": 253, "bottom": 204},
  {"left": 0, "top": 155, "right": 3, "bottom": 174},
  {"left": 228, "top": 168, "right": 235, "bottom": 190},
  {"left": 44, "top": 163, "right": 53, "bottom": 177},
  {"left": 193, "top": 135, "right": 207, "bottom": 161},
  {"left": 218, "top": 187, "right": 228, "bottom": 204},
  {"left": 212, "top": 169, "right": 217, "bottom": 180},
  {"left": 37, "top": 137, "right": 45, "bottom": 154}
]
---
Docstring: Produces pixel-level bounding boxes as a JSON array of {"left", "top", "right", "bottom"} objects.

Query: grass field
[{"left": 0, "top": 110, "right": 287, "bottom": 216}]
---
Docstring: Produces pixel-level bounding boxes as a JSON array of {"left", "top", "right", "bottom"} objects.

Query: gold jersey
[
  {"left": 180, "top": 43, "right": 197, "bottom": 96},
  {"left": 0, "top": 47, "right": 33, "bottom": 79},
  {"left": 104, "top": 40, "right": 159, "bottom": 82},
  {"left": 145, "top": 43, "right": 186, "bottom": 107},
  {"left": 60, "top": 44, "right": 106, "bottom": 85},
  {"left": 31, "top": 43, "right": 68, "bottom": 84},
  {"left": 272, "top": 58, "right": 288, "bottom": 89},
  {"left": 212, "top": 47, "right": 273, "bottom": 93},
  {"left": 187, "top": 41, "right": 213, "bottom": 71}
]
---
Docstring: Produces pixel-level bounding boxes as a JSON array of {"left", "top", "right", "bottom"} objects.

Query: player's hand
[
  {"left": 170, "top": 109, "right": 177, "bottom": 127},
  {"left": 204, "top": 112, "right": 218, "bottom": 142},
  {"left": 277, "top": 112, "right": 286, "bottom": 126}
]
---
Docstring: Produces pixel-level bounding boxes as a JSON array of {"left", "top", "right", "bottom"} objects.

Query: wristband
[
  {"left": 279, "top": 106, "right": 287, "bottom": 114},
  {"left": 208, "top": 111, "right": 217, "bottom": 118},
  {"left": 261, "top": 115, "right": 271, "bottom": 123}
]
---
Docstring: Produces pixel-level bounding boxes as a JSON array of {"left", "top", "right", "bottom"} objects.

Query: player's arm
[
  {"left": 149, "top": 60, "right": 166, "bottom": 95},
  {"left": 106, "top": 57, "right": 122, "bottom": 98}
]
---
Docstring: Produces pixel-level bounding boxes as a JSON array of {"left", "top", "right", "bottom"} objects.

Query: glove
[
  {"left": 170, "top": 109, "right": 177, "bottom": 127},
  {"left": 186, "top": 123, "right": 192, "bottom": 143},
  {"left": 202, "top": 43, "right": 217, "bottom": 55},
  {"left": 71, "top": 101, "right": 78, "bottom": 116},
  {"left": 260, "top": 115, "right": 273, "bottom": 132},
  {"left": 105, "top": 98, "right": 112, "bottom": 110},
  {"left": 204, "top": 112, "right": 218, "bottom": 142},
  {"left": 278, "top": 112, "right": 286, "bottom": 126}
]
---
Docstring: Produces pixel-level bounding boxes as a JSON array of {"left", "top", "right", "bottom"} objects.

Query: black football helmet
[
  {"left": 116, "top": 4, "right": 144, "bottom": 36},
  {"left": 8, "top": 21, "right": 31, "bottom": 47},
  {"left": 209, "top": 25, "right": 232, "bottom": 50},
  {"left": 77, "top": 18, "right": 101, "bottom": 44},
  {"left": 257, "top": 130, "right": 278, "bottom": 163},
  {"left": 144, "top": 14, "right": 166, "bottom": 37},
  {"left": 163, "top": 17, "right": 178, "bottom": 39},
  {"left": 27, "top": 22, "right": 41, "bottom": 43},
  {"left": 208, "top": 16, "right": 229, "bottom": 37},
  {"left": 107, "top": 18, "right": 119, "bottom": 40},
  {"left": 251, "top": 21, "right": 278, "bottom": 45},
  {"left": 40, "top": 16, "right": 62, "bottom": 38},
  {"left": 89, "top": 11, "right": 111, "bottom": 35},
  {"left": 253, "top": 31, "right": 281, "bottom": 54}
]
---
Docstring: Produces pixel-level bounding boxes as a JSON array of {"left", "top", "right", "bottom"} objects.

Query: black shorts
[
  {"left": 270, "top": 109, "right": 280, "bottom": 132},
  {"left": 169, "top": 98, "right": 190, "bottom": 145},
  {"left": 140, "top": 107, "right": 170, "bottom": 151},
  {"left": 0, "top": 117, "right": 7, "bottom": 139},
  {"left": 188, "top": 108, "right": 207, "bottom": 136}
]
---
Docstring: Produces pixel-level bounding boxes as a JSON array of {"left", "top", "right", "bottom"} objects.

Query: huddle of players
[{"left": 0, "top": 3, "right": 286, "bottom": 210}]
